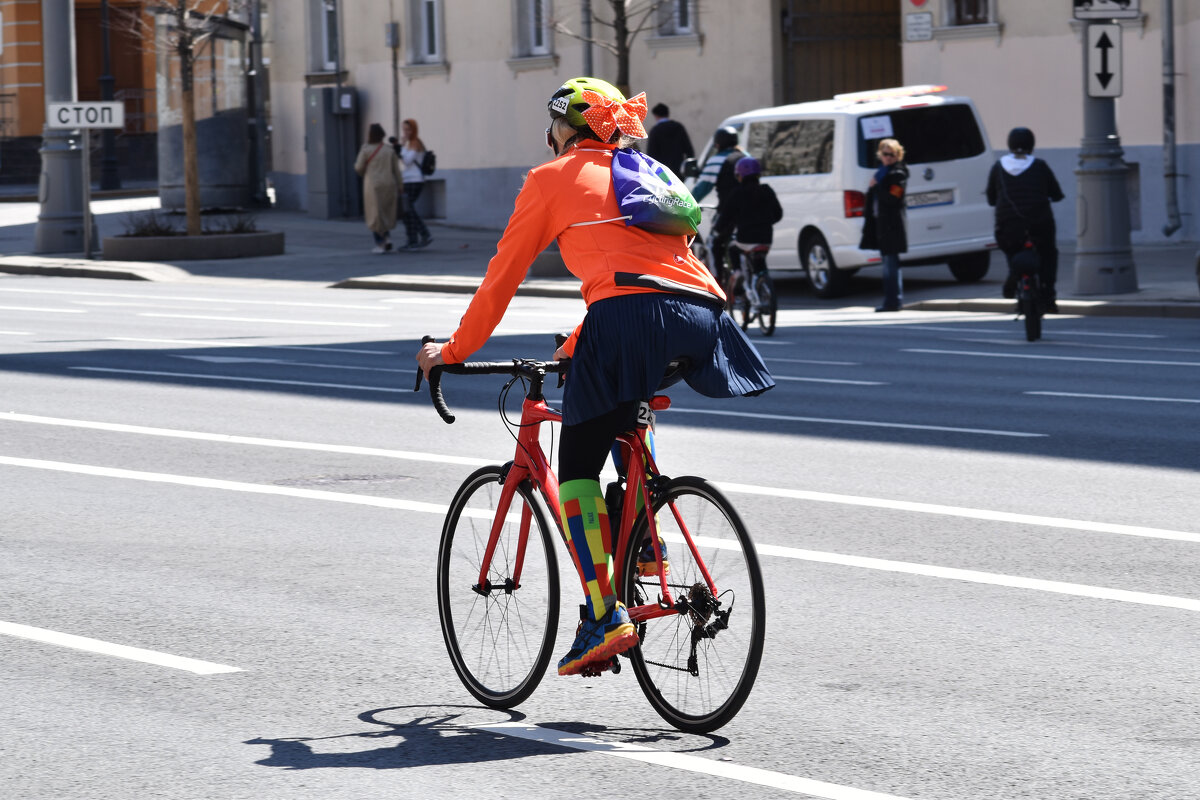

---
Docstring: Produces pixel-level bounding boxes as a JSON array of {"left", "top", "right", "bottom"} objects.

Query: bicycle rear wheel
[
  {"left": 619, "top": 476, "right": 765, "bottom": 733},
  {"left": 756, "top": 274, "right": 777, "bottom": 336},
  {"left": 1019, "top": 287, "right": 1041, "bottom": 342},
  {"left": 437, "top": 465, "right": 559, "bottom": 709}
]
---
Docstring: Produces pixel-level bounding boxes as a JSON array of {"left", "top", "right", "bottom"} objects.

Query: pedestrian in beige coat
[{"left": 354, "top": 123, "right": 403, "bottom": 253}]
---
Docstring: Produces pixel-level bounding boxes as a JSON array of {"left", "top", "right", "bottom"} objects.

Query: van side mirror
[{"left": 681, "top": 157, "right": 700, "bottom": 179}]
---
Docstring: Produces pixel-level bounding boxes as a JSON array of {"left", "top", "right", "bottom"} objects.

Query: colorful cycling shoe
[
  {"left": 637, "top": 534, "right": 670, "bottom": 577},
  {"left": 557, "top": 602, "right": 639, "bottom": 676}
]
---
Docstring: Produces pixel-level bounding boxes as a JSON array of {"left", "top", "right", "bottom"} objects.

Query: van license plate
[{"left": 907, "top": 189, "right": 953, "bottom": 209}]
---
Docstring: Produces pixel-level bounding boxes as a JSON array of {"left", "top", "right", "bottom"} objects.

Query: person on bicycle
[
  {"left": 986, "top": 126, "right": 1064, "bottom": 312},
  {"left": 416, "top": 77, "right": 774, "bottom": 677},
  {"left": 714, "top": 156, "right": 783, "bottom": 297},
  {"left": 691, "top": 126, "right": 744, "bottom": 284}
]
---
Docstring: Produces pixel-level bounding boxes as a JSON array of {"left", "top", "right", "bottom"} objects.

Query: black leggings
[{"left": 558, "top": 401, "right": 639, "bottom": 484}]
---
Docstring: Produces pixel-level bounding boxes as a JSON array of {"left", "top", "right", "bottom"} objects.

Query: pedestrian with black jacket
[
  {"left": 645, "top": 102, "right": 694, "bottom": 176},
  {"left": 986, "top": 126, "right": 1064, "bottom": 311},
  {"left": 860, "top": 138, "right": 909, "bottom": 312}
]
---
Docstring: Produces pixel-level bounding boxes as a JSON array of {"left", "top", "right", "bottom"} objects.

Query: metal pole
[
  {"left": 582, "top": 0, "right": 593, "bottom": 74},
  {"left": 1162, "top": 0, "right": 1181, "bottom": 237},
  {"left": 249, "top": 0, "right": 269, "bottom": 205},
  {"left": 1074, "top": 21, "right": 1137, "bottom": 294},
  {"left": 35, "top": 0, "right": 86, "bottom": 254},
  {"left": 99, "top": 0, "right": 120, "bottom": 190},
  {"left": 82, "top": 128, "right": 94, "bottom": 258}
]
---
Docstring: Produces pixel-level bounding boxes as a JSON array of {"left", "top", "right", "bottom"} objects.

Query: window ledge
[
  {"left": 401, "top": 61, "right": 450, "bottom": 81},
  {"left": 506, "top": 54, "right": 558, "bottom": 74},
  {"left": 932, "top": 22, "right": 1002, "bottom": 42},
  {"left": 646, "top": 32, "right": 703, "bottom": 53},
  {"left": 304, "top": 71, "right": 348, "bottom": 87}
]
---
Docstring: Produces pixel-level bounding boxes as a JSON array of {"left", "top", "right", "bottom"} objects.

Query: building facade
[{"left": 265, "top": 0, "right": 1196, "bottom": 243}]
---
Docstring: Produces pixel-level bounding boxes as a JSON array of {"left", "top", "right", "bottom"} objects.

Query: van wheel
[
  {"left": 949, "top": 251, "right": 991, "bottom": 283},
  {"left": 802, "top": 234, "right": 852, "bottom": 299}
]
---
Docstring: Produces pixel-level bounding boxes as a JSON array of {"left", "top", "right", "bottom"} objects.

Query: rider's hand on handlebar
[{"left": 416, "top": 340, "right": 445, "bottom": 381}]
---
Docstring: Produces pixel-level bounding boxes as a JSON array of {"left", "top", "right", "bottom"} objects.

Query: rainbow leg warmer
[{"left": 559, "top": 478, "right": 615, "bottom": 621}]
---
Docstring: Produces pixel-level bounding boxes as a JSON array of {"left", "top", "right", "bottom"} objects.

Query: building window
[
  {"left": 945, "top": 0, "right": 991, "bottom": 25},
  {"left": 658, "top": 0, "right": 696, "bottom": 35},
  {"left": 515, "top": 0, "right": 552, "bottom": 56},
  {"left": 314, "top": 0, "right": 339, "bottom": 71},
  {"left": 411, "top": 0, "right": 443, "bottom": 63}
]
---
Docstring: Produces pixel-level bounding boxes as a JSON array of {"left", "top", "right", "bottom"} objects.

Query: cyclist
[
  {"left": 986, "top": 126, "right": 1065, "bottom": 313},
  {"left": 416, "top": 77, "right": 774, "bottom": 677},
  {"left": 691, "top": 126, "right": 744, "bottom": 284},
  {"left": 715, "top": 156, "right": 783, "bottom": 295}
]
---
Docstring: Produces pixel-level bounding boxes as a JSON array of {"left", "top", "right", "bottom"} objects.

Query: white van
[{"left": 688, "top": 85, "right": 997, "bottom": 298}]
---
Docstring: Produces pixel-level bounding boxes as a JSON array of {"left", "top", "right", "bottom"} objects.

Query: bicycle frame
[{"left": 475, "top": 383, "right": 716, "bottom": 626}]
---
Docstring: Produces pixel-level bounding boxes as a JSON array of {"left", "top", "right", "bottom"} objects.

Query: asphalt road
[{"left": 3, "top": 274, "right": 1200, "bottom": 800}]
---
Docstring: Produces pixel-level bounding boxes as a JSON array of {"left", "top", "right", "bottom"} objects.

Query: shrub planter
[{"left": 101, "top": 231, "right": 284, "bottom": 261}]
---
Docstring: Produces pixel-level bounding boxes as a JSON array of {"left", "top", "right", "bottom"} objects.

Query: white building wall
[
  {"left": 902, "top": 1, "right": 1198, "bottom": 242},
  {"left": 266, "top": 0, "right": 781, "bottom": 229}
]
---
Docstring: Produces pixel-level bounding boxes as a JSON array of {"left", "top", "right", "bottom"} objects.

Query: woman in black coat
[{"left": 860, "top": 138, "right": 909, "bottom": 312}]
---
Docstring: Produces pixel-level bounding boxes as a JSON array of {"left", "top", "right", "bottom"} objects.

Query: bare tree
[
  {"left": 552, "top": 0, "right": 682, "bottom": 93},
  {"left": 116, "top": 1, "right": 247, "bottom": 236}
]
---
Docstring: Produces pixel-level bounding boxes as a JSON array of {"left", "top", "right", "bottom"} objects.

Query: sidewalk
[{"left": 0, "top": 199, "right": 1197, "bottom": 317}]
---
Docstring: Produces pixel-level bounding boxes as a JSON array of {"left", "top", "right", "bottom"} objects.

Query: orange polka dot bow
[{"left": 580, "top": 90, "right": 648, "bottom": 141}]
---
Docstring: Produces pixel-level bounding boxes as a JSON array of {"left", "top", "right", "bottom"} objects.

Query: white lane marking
[
  {"left": 1, "top": 330, "right": 32, "bottom": 335},
  {"left": 714, "top": 536, "right": 1200, "bottom": 614},
  {"left": 138, "top": 313, "right": 389, "bottom": 328},
  {"left": 773, "top": 376, "right": 885, "bottom": 386},
  {"left": 903, "top": 326, "right": 1162, "bottom": 339},
  {"left": 69, "top": 366, "right": 407, "bottom": 393},
  {"left": 173, "top": 355, "right": 409, "bottom": 374},
  {"left": 476, "top": 722, "right": 914, "bottom": 800},
  {"left": 107, "top": 337, "right": 397, "bottom": 355},
  {"left": 0, "top": 305, "right": 85, "bottom": 314},
  {"left": 0, "top": 286, "right": 387, "bottom": 310},
  {"left": 668, "top": 406, "right": 1045, "bottom": 438},
  {"left": 715, "top": 481, "right": 1200, "bottom": 545},
  {"left": 0, "top": 412, "right": 491, "bottom": 466},
  {"left": 1026, "top": 391, "right": 1200, "bottom": 405},
  {"left": 0, "top": 620, "right": 242, "bottom": 675},
  {"left": 765, "top": 356, "right": 860, "bottom": 366},
  {"left": 6, "top": 411, "right": 1189, "bottom": 543},
  {"left": 4, "top": 456, "right": 1200, "bottom": 613},
  {"left": 906, "top": 348, "right": 1200, "bottom": 368}
]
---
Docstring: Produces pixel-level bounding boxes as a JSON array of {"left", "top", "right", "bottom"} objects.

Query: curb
[
  {"left": 0, "top": 256, "right": 188, "bottom": 282},
  {"left": 906, "top": 297, "right": 1200, "bottom": 319}
]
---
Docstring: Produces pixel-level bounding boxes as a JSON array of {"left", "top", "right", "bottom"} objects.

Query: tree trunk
[
  {"left": 181, "top": 84, "right": 201, "bottom": 236},
  {"left": 613, "top": 2, "right": 630, "bottom": 95}
]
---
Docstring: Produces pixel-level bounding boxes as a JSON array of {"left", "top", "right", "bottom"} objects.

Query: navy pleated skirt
[{"left": 562, "top": 292, "right": 775, "bottom": 425}]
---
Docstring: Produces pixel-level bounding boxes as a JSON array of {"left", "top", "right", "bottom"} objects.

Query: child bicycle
[
  {"left": 415, "top": 346, "right": 766, "bottom": 734},
  {"left": 726, "top": 243, "right": 778, "bottom": 337}
]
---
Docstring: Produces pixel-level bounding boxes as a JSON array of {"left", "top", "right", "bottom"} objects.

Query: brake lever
[{"left": 554, "top": 333, "right": 569, "bottom": 389}]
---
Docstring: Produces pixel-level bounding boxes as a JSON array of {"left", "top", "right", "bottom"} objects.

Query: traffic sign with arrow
[{"left": 1087, "top": 23, "right": 1122, "bottom": 98}]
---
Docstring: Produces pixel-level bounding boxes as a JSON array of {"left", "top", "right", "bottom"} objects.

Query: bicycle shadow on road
[{"left": 244, "top": 703, "right": 726, "bottom": 770}]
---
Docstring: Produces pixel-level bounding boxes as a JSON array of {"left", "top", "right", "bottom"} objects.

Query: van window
[
  {"left": 856, "top": 104, "right": 985, "bottom": 167},
  {"left": 746, "top": 119, "right": 835, "bottom": 176}
]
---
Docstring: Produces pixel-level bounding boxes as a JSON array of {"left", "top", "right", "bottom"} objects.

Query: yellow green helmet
[{"left": 547, "top": 77, "right": 627, "bottom": 129}]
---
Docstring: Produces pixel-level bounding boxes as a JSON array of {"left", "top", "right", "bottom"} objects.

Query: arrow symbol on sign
[{"left": 1095, "top": 31, "right": 1115, "bottom": 88}]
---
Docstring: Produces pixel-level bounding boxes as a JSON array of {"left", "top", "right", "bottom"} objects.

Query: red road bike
[{"left": 417, "top": 350, "right": 765, "bottom": 733}]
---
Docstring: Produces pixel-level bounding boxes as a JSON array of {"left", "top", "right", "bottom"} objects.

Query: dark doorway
[{"left": 782, "top": 0, "right": 902, "bottom": 103}]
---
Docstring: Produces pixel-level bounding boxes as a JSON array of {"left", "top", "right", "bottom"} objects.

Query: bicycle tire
[
  {"left": 619, "top": 476, "right": 765, "bottom": 733},
  {"left": 437, "top": 465, "right": 559, "bottom": 709},
  {"left": 756, "top": 274, "right": 777, "bottom": 336},
  {"left": 1019, "top": 291, "right": 1041, "bottom": 342}
]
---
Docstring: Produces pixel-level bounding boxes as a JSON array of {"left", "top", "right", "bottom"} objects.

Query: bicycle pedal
[{"left": 579, "top": 656, "right": 621, "bottom": 678}]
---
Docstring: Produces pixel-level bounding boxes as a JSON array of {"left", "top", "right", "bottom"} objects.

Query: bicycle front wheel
[
  {"left": 620, "top": 476, "right": 765, "bottom": 733},
  {"left": 756, "top": 274, "right": 777, "bottom": 336},
  {"left": 437, "top": 465, "right": 559, "bottom": 709}
]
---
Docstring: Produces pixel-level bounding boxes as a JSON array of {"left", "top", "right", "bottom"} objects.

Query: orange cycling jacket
[{"left": 440, "top": 140, "right": 725, "bottom": 364}]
